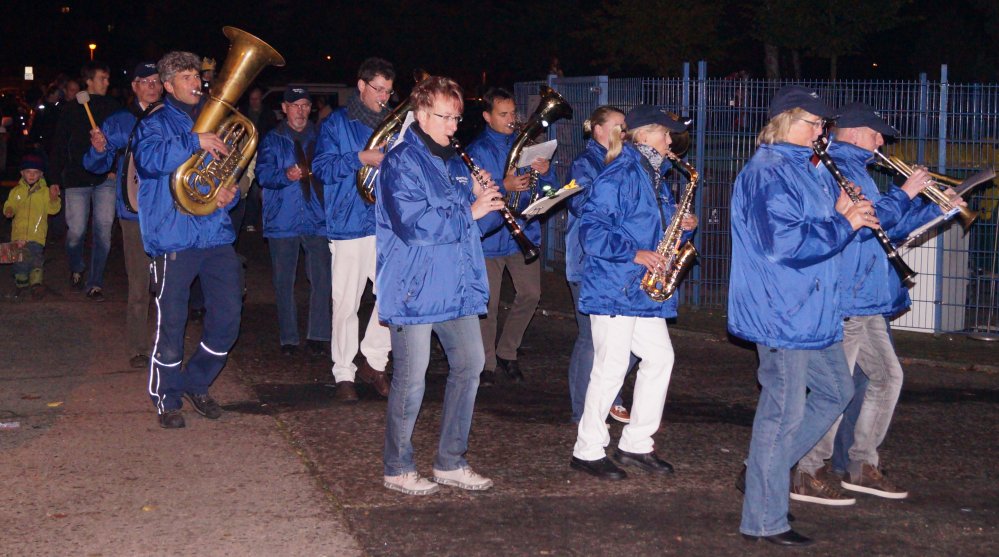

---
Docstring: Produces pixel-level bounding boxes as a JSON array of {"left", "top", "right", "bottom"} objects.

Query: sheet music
[
  {"left": 515, "top": 140, "right": 558, "bottom": 169},
  {"left": 521, "top": 181, "right": 584, "bottom": 220}
]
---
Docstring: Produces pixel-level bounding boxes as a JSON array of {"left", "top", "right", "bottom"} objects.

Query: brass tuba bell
[
  {"left": 503, "top": 85, "right": 573, "bottom": 213},
  {"left": 171, "top": 27, "right": 285, "bottom": 216}
]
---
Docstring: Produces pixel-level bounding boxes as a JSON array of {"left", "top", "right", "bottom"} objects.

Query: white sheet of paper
[{"left": 515, "top": 139, "right": 558, "bottom": 169}]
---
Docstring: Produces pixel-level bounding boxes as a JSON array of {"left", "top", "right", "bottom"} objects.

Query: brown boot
[
  {"left": 357, "top": 360, "right": 390, "bottom": 397},
  {"left": 334, "top": 381, "right": 359, "bottom": 403}
]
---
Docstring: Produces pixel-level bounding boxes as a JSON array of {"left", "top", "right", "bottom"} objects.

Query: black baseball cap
[
  {"left": 835, "top": 102, "right": 899, "bottom": 137},
  {"left": 625, "top": 105, "right": 691, "bottom": 132},
  {"left": 283, "top": 86, "right": 311, "bottom": 103},
  {"left": 768, "top": 85, "right": 836, "bottom": 120},
  {"left": 132, "top": 62, "right": 158, "bottom": 80}
]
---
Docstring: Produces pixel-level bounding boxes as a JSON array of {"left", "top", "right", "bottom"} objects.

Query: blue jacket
[
  {"left": 255, "top": 121, "right": 327, "bottom": 239},
  {"left": 566, "top": 139, "right": 609, "bottom": 282},
  {"left": 467, "top": 126, "right": 556, "bottom": 257},
  {"left": 82, "top": 104, "right": 145, "bottom": 221},
  {"left": 313, "top": 108, "right": 376, "bottom": 240},
  {"left": 375, "top": 126, "right": 490, "bottom": 325},
  {"left": 728, "top": 142, "right": 857, "bottom": 349},
  {"left": 133, "top": 96, "right": 238, "bottom": 257},
  {"left": 825, "top": 140, "right": 941, "bottom": 317},
  {"left": 579, "top": 144, "right": 690, "bottom": 318}
]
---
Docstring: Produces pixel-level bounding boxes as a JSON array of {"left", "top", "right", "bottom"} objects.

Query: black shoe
[
  {"left": 496, "top": 357, "right": 524, "bottom": 382},
  {"left": 612, "top": 448, "right": 674, "bottom": 474},
  {"left": 158, "top": 409, "right": 186, "bottom": 429},
  {"left": 742, "top": 529, "right": 814, "bottom": 547},
  {"left": 306, "top": 340, "right": 328, "bottom": 357},
  {"left": 570, "top": 456, "right": 627, "bottom": 480},
  {"left": 736, "top": 465, "right": 795, "bottom": 522},
  {"left": 184, "top": 392, "right": 223, "bottom": 419},
  {"left": 280, "top": 344, "right": 298, "bottom": 356},
  {"left": 189, "top": 308, "right": 206, "bottom": 324},
  {"left": 129, "top": 354, "right": 150, "bottom": 369},
  {"left": 479, "top": 370, "right": 495, "bottom": 387}
]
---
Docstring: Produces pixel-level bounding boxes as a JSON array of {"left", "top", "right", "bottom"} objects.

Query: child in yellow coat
[{"left": 3, "top": 154, "right": 61, "bottom": 296}]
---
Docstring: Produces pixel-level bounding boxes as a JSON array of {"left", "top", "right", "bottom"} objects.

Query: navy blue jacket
[
  {"left": 82, "top": 104, "right": 145, "bottom": 221},
  {"left": 728, "top": 142, "right": 857, "bottom": 349},
  {"left": 579, "top": 144, "right": 691, "bottom": 318},
  {"left": 467, "top": 126, "right": 556, "bottom": 257},
  {"left": 375, "top": 126, "right": 489, "bottom": 325},
  {"left": 313, "top": 108, "right": 376, "bottom": 240},
  {"left": 825, "top": 140, "right": 941, "bottom": 317},
  {"left": 566, "top": 139, "right": 608, "bottom": 282},
  {"left": 133, "top": 96, "right": 238, "bottom": 257},
  {"left": 255, "top": 121, "right": 327, "bottom": 239}
]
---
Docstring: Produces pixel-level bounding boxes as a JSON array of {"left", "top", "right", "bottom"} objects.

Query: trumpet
[{"left": 873, "top": 151, "right": 979, "bottom": 230}]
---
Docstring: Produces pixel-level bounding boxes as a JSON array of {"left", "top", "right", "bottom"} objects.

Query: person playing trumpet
[{"left": 313, "top": 57, "right": 395, "bottom": 401}]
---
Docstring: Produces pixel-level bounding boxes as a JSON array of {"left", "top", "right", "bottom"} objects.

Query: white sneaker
[
  {"left": 384, "top": 471, "right": 440, "bottom": 496},
  {"left": 432, "top": 466, "right": 494, "bottom": 491}
]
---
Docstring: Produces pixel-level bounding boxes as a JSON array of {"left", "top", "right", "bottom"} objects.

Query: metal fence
[{"left": 516, "top": 64, "right": 999, "bottom": 335}]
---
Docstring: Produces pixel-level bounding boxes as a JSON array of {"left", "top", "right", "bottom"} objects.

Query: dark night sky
[{"left": 2, "top": 0, "right": 996, "bottom": 93}]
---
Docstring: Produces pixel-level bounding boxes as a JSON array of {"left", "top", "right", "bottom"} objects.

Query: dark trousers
[{"left": 148, "top": 245, "right": 243, "bottom": 413}]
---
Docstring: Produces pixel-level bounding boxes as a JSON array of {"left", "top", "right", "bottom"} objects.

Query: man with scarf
[
  {"left": 255, "top": 86, "right": 331, "bottom": 358},
  {"left": 313, "top": 57, "right": 394, "bottom": 402},
  {"left": 84, "top": 61, "right": 163, "bottom": 369}
]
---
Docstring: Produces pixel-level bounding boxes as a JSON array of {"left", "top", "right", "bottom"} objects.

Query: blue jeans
[
  {"left": 568, "top": 281, "right": 623, "bottom": 423},
  {"left": 148, "top": 245, "right": 243, "bottom": 412},
  {"left": 383, "top": 315, "right": 485, "bottom": 476},
  {"left": 268, "top": 235, "right": 332, "bottom": 346},
  {"left": 740, "top": 343, "right": 853, "bottom": 537},
  {"left": 13, "top": 241, "right": 44, "bottom": 286},
  {"left": 64, "top": 178, "right": 115, "bottom": 289}
]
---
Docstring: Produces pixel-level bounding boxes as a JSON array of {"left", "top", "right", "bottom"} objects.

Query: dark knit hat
[{"left": 20, "top": 153, "right": 46, "bottom": 172}]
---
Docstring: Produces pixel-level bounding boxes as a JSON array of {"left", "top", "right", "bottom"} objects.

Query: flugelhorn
[
  {"left": 171, "top": 27, "right": 285, "bottom": 216},
  {"left": 873, "top": 151, "right": 979, "bottom": 230}
]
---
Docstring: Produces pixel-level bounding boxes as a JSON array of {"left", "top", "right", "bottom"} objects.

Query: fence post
[
  {"left": 935, "top": 64, "right": 949, "bottom": 333},
  {"left": 691, "top": 60, "right": 708, "bottom": 306},
  {"left": 917, "top": 72, "right": 928, "bottom": 165},
  {"left": 682, "top": 62, "right": 691, "bottom": 116}
]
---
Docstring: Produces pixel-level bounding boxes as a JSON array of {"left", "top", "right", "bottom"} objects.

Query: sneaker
[
  {"left": 70, "top": 272, "right": 84, "bottom": 290},
  {"left": 841, "top": 463, "right": 908, "bottom": 499},
  {"left": 384, "top": 471, "right": 440, "bottom": 496},
  {"left": 86, "top": 287, "right": 105, "bottom": 302},
  {"left": 790, "top": 466, "right": 856, "bottom": 506},
  {"left": 609, "top": 405, "right": 631, "bottom": 424},
  {"left": 183, "top": 392, "right": 223, "bottom": 419},
  {"left": 158, "top": 409, "right": 186, "bottom": 429},
  {"left": 129, "top": 354, "right": 150, "bottom": 369},
  {"left": 432, "top": 466, "right": 494, "bottom": 491}
]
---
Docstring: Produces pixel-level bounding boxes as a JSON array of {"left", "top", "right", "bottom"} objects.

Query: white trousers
[
  {"left": 573, "top": 315, "right": 674, "bottom": 461},
  {"left": 329, "top": 236, "right": 391, "bottom": 382}
]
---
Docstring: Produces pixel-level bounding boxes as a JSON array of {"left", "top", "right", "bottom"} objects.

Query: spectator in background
[{"left": 3, "top": 153, "right": 61, "bottom": 300}]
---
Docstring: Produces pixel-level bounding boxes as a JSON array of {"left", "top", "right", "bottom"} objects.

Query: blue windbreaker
[
  {"left": 565, "top": 139, "right": 609, "bottom": 282},
  {"left": 133, "top": 96, "right": 238, "bottom": 257},
  {"left": 579, "top": 143, "right": 691, "bottom": 318},
  {"left": 466, "top": 126, "right": 556, "bottom": 257},
  {"left": 255, "top": 121, "right": 327, "bottom": 239},
  {"left": 313, "top": 108, "right": 376, "bottom": 240},
  {"left": 375, "top": 126, "right": 489, "bottom": 325},
  {"left": 82, "top": 104, "right": 144, "bottom": 221},
  {"left": 825, "top": 140, "right": 942, "bottom": 317},
  {"left": 728, "top": 142, "right": 857, "bottom": 349}
]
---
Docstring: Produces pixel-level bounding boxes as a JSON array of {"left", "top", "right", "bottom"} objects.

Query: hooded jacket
[
  {"left": 82, "top": 103, "right": 147, "bottom": 221},
  {"left": 579, "top": 143, "right": 690, "bottom": 318},
  {"left": 825, "top": 140, "right": 942, "bottom": 317},
  {"left": 255, "top": 121, "right": 327, "bottom": 238},
  {"left": 466, "top": 126, "right": 556, "bottom": 257},
  {"left": 312, "top": 107, "right": 377, "bottom": 240},
  {"left": 133, "top": 95, "right": 238, "bottom": 257},
  {"left": 375, "top": 125, "right": 489, "bottom": 325},
  {"left": 728, "top": 142, "right": 856, "bottom": 349},
  {"left": 4, "top": 177, "right": 61, "bottom": 244}
]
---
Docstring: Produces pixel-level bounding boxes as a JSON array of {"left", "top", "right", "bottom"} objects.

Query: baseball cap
[
  {"left": 284, "top": 86, "right": 311, "bottom": 103},
  {"left": 768, "top": 85, "right": 836, "bottom": 120},
  {"left": 835, "top": 102, "right": 899, "bottom": 137},
  {"left": 625, "top": 105, "right": 690, "bottom": 132}
]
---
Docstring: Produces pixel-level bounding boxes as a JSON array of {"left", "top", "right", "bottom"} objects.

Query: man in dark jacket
[{"left": 49, "top": 61, "right": 120, "bottom": 299}]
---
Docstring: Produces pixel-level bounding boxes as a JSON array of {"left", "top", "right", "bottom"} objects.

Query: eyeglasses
[
  {"left": 797, "top": 117, "right": 826, "bottom": 129},
  {"left": 365, "top": 81, "right": 394, "bottom": 96},
  {"left": 431, "top": 112, "right": 463, "bottom": 124},
  {"left": 287, "top": 102, "right": 312, "bottom": 111},
  {"left": 135, "top": 78, "right": 161, "bottom": 87}
]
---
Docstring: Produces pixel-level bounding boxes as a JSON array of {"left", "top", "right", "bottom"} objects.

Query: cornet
[{"left": 873, "top": 151, "right": 979, "bottom": 230}]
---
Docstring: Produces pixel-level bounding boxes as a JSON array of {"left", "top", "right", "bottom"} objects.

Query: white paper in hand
[{"left": 515, "top": 139, "right": 558, "bottom": 169}]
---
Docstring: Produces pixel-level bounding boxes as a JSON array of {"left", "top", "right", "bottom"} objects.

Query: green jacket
[{"left": 4, "top": 177, "right": 61, "bottom": 244}]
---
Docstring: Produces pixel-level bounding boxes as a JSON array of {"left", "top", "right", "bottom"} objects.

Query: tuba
[
  {"left": 503, "top": 85, "right": 572, "bottom": 213},
  {"left": 171, "top": 27, "right": 285, "bottom": 216},
  {"left": 356, "top": 70, "right": 431, "bottom": 203},
  {"left": 641, "top": 150, "right": 699, "bottom": 302}
]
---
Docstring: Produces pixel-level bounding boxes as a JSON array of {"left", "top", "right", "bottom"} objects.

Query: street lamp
[{"left": 88, "top": 43, "right": 97, "bottom": 61}]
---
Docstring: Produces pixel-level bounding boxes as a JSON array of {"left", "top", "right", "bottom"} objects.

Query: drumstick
[{"left": 75, "top": 91, "right": 98, "bottom": 130}]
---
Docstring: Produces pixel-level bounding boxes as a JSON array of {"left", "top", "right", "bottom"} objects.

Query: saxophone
[{"left": 641, "top": 151, "right": 698, "bottom": 302}]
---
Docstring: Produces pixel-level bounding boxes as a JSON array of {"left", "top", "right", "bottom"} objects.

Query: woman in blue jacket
[
  {"left": 376, "top": 76, "right": 505, "bottom": 496},
  {"left": 570, "top": 105, "right": 696, "bottom": 481}
]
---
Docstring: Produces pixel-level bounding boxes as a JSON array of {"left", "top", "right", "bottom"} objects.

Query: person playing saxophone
[{"left": 570, "top": 105, "right": 696, "bottom": 480}]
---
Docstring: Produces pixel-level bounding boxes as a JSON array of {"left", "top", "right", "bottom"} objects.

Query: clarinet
[
  {"left": 451, "top": 139, "right": 540, "bottom": 263},
  {"left": 812, "top": 137, "right": 916, "bottom": 286}
]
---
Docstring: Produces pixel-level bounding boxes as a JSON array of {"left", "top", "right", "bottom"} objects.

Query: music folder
[
  {"left": 900, "top": 167, "right": 996, "bottom": 250},
  {"left": 520, "top": 180, "right": 584, "bottom": 220}
]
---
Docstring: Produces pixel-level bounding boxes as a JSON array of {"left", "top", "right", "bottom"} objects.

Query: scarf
[
  {"left": 635, "top": 143, "right": 665, "bottom": 190},
  {"left": 346, "top": 93, "right": 387, "bottom": 129},
  {"left": 412, "top": 121, "right": 456, "bottom": 160}
]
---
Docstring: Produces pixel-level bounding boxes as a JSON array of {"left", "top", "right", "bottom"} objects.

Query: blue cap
[
  {"left": 625, "top": 105, "right": 690, "bottom": 132},
  {"left": 768, "top": 85, "right": 836, "bottom": 120},
  {"left": 283, "top": 86, "right": 311, "bottom": 103},
  {"left": 835, "top": 102, "right": 899, "bottom": 137},
  {"left": 132, "top": 62, "right": 158, "bottom": 79}
]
